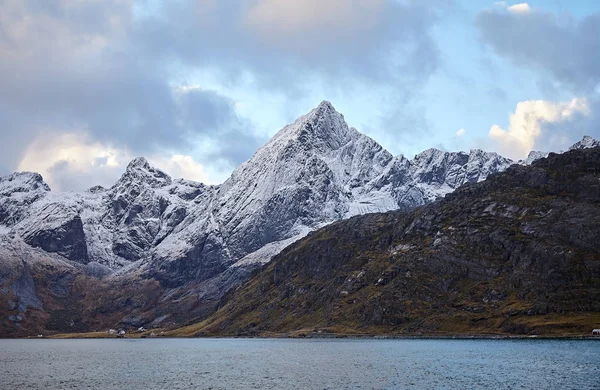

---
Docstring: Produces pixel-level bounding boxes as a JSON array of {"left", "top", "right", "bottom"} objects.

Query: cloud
[
  {"left": 135, "top": 0, "right": 445, "bottom": 88},
  {"left": 17, "top": 132, "right": 211, "bottom": 191},
  {"left": 175, "top": 87, "right": 267, "bottom": 166},
  {"left": 488, "top": 97, "right": 589, "bottom": 159},
  {"left": 0, "top": 0, "right": 449, "bottom": 190},
  {"left": 149, "top": 155, "right": 210, "bottom": 184},
  {"left": 244, "top": 0, "right": 386, "bottom": 47},
  {"left": 0, "top": 0, "right": 265, "bottom": 187},
  {"left": 507, "top": 3, "right": 530, "bottom": 14},
  {"left": 17, "top": 132, "right": 128, "bottom": 191},
  {"left": 476, "top": 3, "right": 600, "bottom": 93},
  {"left": 456, "top": 128, "right": 466, "bottom": 137}
]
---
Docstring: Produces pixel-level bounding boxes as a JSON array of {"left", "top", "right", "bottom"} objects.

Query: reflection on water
[{"left": 0, "top": 338, "right": 598, "bottom": 389}]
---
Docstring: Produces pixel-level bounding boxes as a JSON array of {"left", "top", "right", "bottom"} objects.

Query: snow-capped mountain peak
[
  {"left": 261, "top": 100, "right": 356, "bottom": 157},
  {"left": 0, "top": 172, "right": 51, "bottom": 226},
  {"left": 521, "top": 135, "right": 599, "bottom": 165},
  {"left": 569, "top": 135, "right": 600, "bottom": 150},
  {"left": 113, "top": 157, "right": 172, "bottom": 189},
  {"left": 0, "top": 172, "right": 50, "bottom": 195}
]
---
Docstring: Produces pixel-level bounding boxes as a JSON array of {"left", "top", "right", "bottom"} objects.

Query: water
[{"left": 0, "top": 338, "right": 598, "bottom": 389}]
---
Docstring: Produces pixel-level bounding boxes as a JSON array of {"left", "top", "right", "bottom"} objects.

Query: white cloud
[
  {"left": 173, "top": 84, "right": 203, "bottom": 94},
  {"left": 456, "top": 128, "right": 466, "bottom": 137},
  {"left": 491, "top": 2, "right": 530, "bottom": 14},
  {"left": 149, "top": 155, "right": 209, "bottom": 184},
  {"left": 17, "top": 132, "right": 211, "bottom": 191},
  {"left": 488, "top": 97, "right": 589, "bottom": 159},
  {"left": 508, "top": 3, "right": 531, "bottom": 14}
]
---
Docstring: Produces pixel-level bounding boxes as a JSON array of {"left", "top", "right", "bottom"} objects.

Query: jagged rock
[
  {"left": 20, "top": 209, "right": 89, "bottom": 263},
  {"left": 0, "top": 172, "right": 50, "bottom": 225}
]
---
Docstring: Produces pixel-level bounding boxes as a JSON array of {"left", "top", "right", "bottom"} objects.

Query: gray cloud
[
  {"left": 46, "top": 159, "right": 124, "bottom": 193},
  {"left": 0, "top": 0, "right": 262, "bottom": 178},
  {"left": 134, "top": 0, "right": 445, "bottom": 89},
  {"left": 476, "top": 5, "right": 600, "bottom": 93},
  {"left": 0, "top": 0, "right": 447, "bottom": 189},
  {"left": 178, "top": 89, "right": 267, "bottom": 165}
]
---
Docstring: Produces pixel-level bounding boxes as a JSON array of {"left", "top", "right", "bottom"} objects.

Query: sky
[{"left": 1, "top": 0, "right": 599, "bottom": 191}]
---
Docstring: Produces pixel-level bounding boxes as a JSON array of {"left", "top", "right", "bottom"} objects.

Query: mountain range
[{"left": 0, "top": 101, "right": 598, "bottom": 336}]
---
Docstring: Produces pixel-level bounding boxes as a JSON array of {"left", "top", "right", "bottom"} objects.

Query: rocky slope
[
  {"left": 177, "top": 147, "right": 600, "bottom": 337},
  {"left": 0, "top": 101, "right": 597, "bottom": 336}
]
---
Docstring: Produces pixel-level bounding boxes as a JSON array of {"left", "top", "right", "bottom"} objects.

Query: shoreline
[{"left": 3, "top": 333, "right": 599, "bottom": 341}]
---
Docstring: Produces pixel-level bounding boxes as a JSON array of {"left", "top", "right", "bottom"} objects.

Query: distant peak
[
  {"left": 250, "top": 99, "right": 357, "bottom": 163},
  {"left": 310, "top": 100, "right": 338, "bottom": 120},
  {"left": 316, "top": 100, "right": 335, "bottom": 111},
  {"left": 87, "top": 185, "right": 106, "bottom": 194},
  {"left": 116, "top": 157, "right": 171, "bottom": 188},
  {"left": 0, "top": 171, "right": 51, "bottom": 193},
  {"left": 569, "top": 135, "right": 600, "bottom": 151},
  {"left": 126, "top": 157, "right": 150, "bottom": 171}
]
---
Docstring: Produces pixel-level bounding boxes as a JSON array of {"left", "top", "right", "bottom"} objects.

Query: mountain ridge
[{"left": 0, "top": 101, "right": 598, "bottom": 336}]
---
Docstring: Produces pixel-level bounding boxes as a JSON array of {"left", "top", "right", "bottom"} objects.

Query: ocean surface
[{"left": 0, "top": 338, "right": 598, "bottom": 389}]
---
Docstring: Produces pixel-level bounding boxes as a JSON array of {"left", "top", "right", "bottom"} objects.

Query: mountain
[
  {"left": 519, "top": 135, "right": 600, "bottom": 166},
  {"left": 570, "top": 135, "right": 600, "bottom": 150},
  {"left": 174, "top": 146, "right": 600, "bottom": 337},
  {"left": 0, "top": 101, "right": 598, "bottom": 336}
]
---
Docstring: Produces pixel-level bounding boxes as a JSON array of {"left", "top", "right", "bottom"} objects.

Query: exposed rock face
[
  {"left": 188, "top": 147, "right": 600, "bottom": 337},
  {"left": 21, "top": 212, "right": 89, "bottom": 263},
  {"left": 0, "top": 172, "right": 50, "bottom": 226}
]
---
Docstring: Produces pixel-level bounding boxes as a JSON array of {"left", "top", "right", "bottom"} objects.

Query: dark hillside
[{"left": 176, "top": 147, "right": 600, "bottom": 337}]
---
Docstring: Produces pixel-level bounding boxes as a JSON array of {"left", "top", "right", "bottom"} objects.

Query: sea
[{"left": 0, "top": 338, "right": 598, "bottom": 389}]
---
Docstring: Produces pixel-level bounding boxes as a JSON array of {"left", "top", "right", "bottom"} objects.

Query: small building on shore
[{"left": 593, "top": 329, "right": 600, "bottom": 336}]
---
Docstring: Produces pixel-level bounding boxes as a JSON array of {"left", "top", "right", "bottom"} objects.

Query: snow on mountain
[
  {"left": 522, "top": 150, "right": 550, "bottom": 165},
  {"left": 569, "top": 135, "right": 600, "bottom": 150},
  {"left": 1, "top": 102, "right": 598, "bottom": 292},
  {"left": 0, "top": 172, "right": 50, "bottom": 226},
  {"left": 518, "top": 135, "right": 599, "bottom": 166}
]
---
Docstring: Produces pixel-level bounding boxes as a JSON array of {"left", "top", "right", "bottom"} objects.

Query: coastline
[{"left": 6, "top": 332, "right": 599, "bottom": 340}]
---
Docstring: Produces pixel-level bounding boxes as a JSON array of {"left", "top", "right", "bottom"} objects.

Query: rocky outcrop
[
  {"left": 21, "top": 212, "right": 89, "bottom": 263},
  {"left": 0, "top": 172, "right": 50, "bottom": 226}
]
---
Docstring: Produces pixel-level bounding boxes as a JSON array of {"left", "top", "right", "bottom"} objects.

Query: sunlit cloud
[
  {"left": 488, "top": 97, "right": 589, "bottom": 159},
  {"left": 17, "top": 132, "right": 211, "bottom": 191}
]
